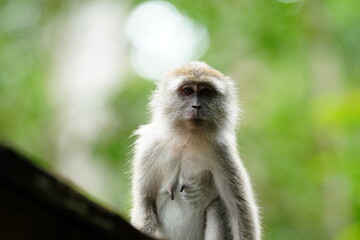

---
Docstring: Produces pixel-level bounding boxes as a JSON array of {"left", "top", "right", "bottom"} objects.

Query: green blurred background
[{"left": 0, "top": 0, "right": 359, "bottom": 239}]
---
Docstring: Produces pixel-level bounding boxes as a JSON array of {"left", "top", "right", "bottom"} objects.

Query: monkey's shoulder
[
  {"left": 134, "top": 123, "right": 153, "bottom": 137},
  {"left": 134, "top": 122, "right": 170, "bottom": 137},
  {"left": 133, "top": 123, "right": 173, "bottom": 159},
  {"left": 134, "top": 124, "right": 161, "bottom": 144},
  {"left": 134, "top": 123, "right": 184, "bottom": 147}
]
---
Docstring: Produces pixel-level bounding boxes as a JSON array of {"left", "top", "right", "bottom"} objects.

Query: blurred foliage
[
  {"left": 93, "top": 77, "right": 155, "bottom": 166},
  {"left": 0, "top": 0, "right": 359, "bottom": 240}
]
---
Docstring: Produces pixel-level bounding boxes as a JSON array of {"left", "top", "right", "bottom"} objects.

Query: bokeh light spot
[{"left": 126, "top": 1, "right": 209, "bottom": 81}]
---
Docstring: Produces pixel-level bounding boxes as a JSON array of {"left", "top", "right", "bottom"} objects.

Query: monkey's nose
[{"left": 192, "top": 105, "right": 202, "bottom": 110}]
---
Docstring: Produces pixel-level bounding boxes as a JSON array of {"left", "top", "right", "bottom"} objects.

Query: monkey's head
[{"left": 151, "top": 62, "right": 239, "bottom": 133}]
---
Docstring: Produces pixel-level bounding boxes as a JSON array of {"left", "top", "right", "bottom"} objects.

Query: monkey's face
[
  {"left": 151, "top": 62, "right": 239, "bottom": 132},
  {"left": 164, "top": 80, "right": 228, "bottom": 131}
]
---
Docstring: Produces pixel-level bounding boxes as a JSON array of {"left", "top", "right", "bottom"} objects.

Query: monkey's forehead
[{"left": 163, "top": 75, "right": 228, "bottom": 95}]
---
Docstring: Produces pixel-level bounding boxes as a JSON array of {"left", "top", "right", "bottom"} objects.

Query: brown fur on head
[
  {"left": 171, "top": 62, "right": 224, "bottom": 80},
  {"left": 150, "top": 62, "right": 239, "bottom": 132}
]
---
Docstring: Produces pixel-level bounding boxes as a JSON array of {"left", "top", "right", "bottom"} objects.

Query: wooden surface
[{"left": 0, "top": 144, "right": 151, "bottom": 240}]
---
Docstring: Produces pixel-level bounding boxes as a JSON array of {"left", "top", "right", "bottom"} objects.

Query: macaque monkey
[{"left": 130, "top": 62, "right": 261, "bottom": 240}]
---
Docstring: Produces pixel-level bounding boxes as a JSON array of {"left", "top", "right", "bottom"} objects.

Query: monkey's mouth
[
  {"left": 191, "top": 118, "right": 203, "bottom": 123},
  {"left": 185, "top": 110, "right": 206, "bottom": 127},
  {"left": 188, "top": 117, "right": 205, "bottom": 127}
]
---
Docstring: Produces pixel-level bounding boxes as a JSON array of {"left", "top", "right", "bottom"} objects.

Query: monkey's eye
[
  {"left": 200, "top": 88, "right": 211, "bottom": 96},
  {"left": 182, "top": 87, "right": 194, "bottom": 95}
]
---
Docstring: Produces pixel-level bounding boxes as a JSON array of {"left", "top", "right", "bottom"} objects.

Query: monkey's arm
[
  {"left": 204, "top": 197, "right": 232, "bottom": 240},
  {"left": 213, "top": 145, "right": 261, "bottom": 240},
  {"left": 131, "top": 196, "right": 158, "bottom": 235},
  {"left": 131, "top": 136, "right": 160, "bottom": 236},
  {"left": 131, "top": 164, "right": 159, "bottom": 235}
]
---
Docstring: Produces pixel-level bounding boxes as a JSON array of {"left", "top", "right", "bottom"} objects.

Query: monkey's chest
[
  {"left": 158, "top": 154, "right": 216, "bottom": 206},
  {"left": 156, "top": 159, "right": 217, "bottom": 240},
  {"left": 158, "top": 168, "right": 214, "bottom": 207}
]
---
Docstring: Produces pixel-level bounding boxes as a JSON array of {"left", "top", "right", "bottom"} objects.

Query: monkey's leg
[{"left": 204, "top": 198, "right": 231, "bottom": 240}]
